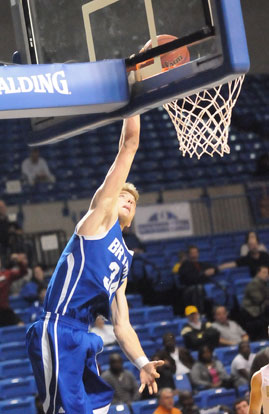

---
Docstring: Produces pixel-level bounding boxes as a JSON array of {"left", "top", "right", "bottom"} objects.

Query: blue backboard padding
[
  {"left": 218, "top": 0, "right": 250, "bottom": 73},
  {"left": 0, "top": 60, "right": 129, "bottom": 116}
]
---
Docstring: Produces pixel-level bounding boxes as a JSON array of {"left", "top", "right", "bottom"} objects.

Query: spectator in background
[
  {"left": 190, "top": 345, "right": 233, "bottom": 391},
  {"left": 20, "top": 264, "right": 46, "bottom": 302},
  {"left": 233, "top": 398, "right": 249, "bottom": 414},
  {"left": 90, "top": 315, "right": 117, "bottom": 346},
  {"left": 241, "top": 266, "right": 269, "bottom": 339},
  {"left": 176, "top": 391, "right": 199, "bottom": 414},
  {"left": 0, "top": 253, "right": 28, "bottom": 326},
  {"left": 181, "top": 306, "right": 220, "bottom": 351},
  {"left": 101, "top": 353, "right": 140, "bottom": 405},
  {"left": 211, "top": 305, "right": 249, "bottom": 346},
  {"left": 172, "top": 251, "right": 187, "bottom": 275},
  {"left": 178, "top": 246, "right": 217, "bottom": 286},
  {"left": 153, "top": 388, "right": 182, "bottom": 414},
  {"left": 218, "top": 239, "right": 269, "bottom": 277},
  {"left": 0, "top": 200, "right": 22, "bottom": 263},
  {"left": 21, "top": 148, "right": 55, "bottom": 186},
  {"left": 240, "top": 231, "right": 267, "bottom": 257},
  {"left": 177, "top": 246, "right": 217, "bottom": 312},
  {"left": 9, "top": 252, "right": 32, "bottom": 296},
  {"left": 231, "top": 341, "right": 255, "bottom": 388},
  {"left": 162, "top": 332, "right": 195, "bottom": 375}
]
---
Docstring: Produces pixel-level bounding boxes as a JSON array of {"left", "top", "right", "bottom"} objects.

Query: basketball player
[
  {"left": 26, "top": 116, "right": 164, "bottom": 414},
  {"left": 249, "top": 362, "right": 269, "bottom": 414}
]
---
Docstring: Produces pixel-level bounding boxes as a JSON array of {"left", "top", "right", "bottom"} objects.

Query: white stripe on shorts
[
  {"left": 42, "top": 313, "right": 53, "bottom": 413},
  {"left": 52, "top": 314, "right": 60, "bottom": 414},
  {"left": 55, "top": 253, "right": 75, "bottom": 313},
  {"left": 62, "top": 236, "right": 85, "bottom": 315}
]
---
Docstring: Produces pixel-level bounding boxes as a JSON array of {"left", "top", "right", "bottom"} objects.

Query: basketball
[{"left": 140, "top": 34, "right": 190, "bottom": 70}]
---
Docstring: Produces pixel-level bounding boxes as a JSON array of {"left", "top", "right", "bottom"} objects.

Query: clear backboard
[{"left": 8, "top": 0, "right": 249, "bottom": 145}]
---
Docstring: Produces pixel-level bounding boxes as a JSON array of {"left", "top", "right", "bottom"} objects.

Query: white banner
[{"left": 134, "top": 202, "right": 193, "bottom": 242}]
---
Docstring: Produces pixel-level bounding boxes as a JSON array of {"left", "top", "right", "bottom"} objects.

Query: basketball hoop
[{"left": 163, "top": 75, "right": 245, "bottom": 158}]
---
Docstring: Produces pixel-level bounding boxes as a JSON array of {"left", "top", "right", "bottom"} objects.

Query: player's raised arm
[
  {"left": 111, "top": 280, "right": 164, "bottom": 395},
  {"left": 77, "top": 115, "right": 140, "bottom": 236}
]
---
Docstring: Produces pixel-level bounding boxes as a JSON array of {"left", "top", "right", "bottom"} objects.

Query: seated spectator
[
  {"left": 101, "top": 353, "right": 140, "bottom": 405},
  {"left": 9, "top": 252, "right": 32, "bottom": 295},
  {"left": 0, "top": 253, "right": 28, "bottom": 326},
  {"left": 231, "top": 341, "right": 255, "bottom": 388},
  {"left": 20, "top": 264, "right": 47, "bottom": 302},
  {"left": 211, "top": 305, "right": 249, "bottom": 346},
  {"left": 181, "top": 306, "right": 220, "bottom": 351},
  {"left": 0, "top": 200, "right": 22, "bottom": 263},
  {"left": 162, "top": 332, "right": 195, "bottom": 375},
  {"left": 177, "top": 246, "right": 217, "bottom": 311},
  {"left": 172, "top": 251, "right": 187, "bottom": 275},
  {"left": 90, "top": 315, "right": 117, "bottom": 346},
  {"left": 241, "top": 266, "right": 269, "bottom": 339},
  {"left": 177, "top": 391, "right": 232, "bottom": 414},
  {"left": 240, "top": 231, "right": 267, "bottom": 257},
  {"left": 190, "top": 345, "right": 233, "bottom": 391},
  {"left": 153, "top": 388, "right": 182, "bottom": 414},
  {"left": 28, "top": 285, "right": 47, "bottom": 323},
  {"left": 219, "top": 240, "right": 269, "bottom": 277},
  {"left": 178, "top": 245, "right": 217, "bottom": 286},
  {"left": 176, "top": 391, "right": 200, "bottom": 414},
  {"left": 22, "top": 148, "right": 55, "bottom": 186},
  {"left": 234, "top": 398, "right": 249, "bottom": 414}
]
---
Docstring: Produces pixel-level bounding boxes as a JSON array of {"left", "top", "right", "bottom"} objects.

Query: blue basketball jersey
[{"left": 44, "top": 220, "right": 133, "bottom": 325}]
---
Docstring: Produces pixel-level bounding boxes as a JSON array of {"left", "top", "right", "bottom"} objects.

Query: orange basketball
[{"left": 140, "top": 34, "right": 190, "bottom": 70}]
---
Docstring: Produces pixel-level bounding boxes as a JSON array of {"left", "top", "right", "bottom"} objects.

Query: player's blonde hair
[{"left": 121, "top": 182, "right": 139, "bottom": 202}]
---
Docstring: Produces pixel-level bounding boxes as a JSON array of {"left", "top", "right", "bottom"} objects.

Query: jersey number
[{"left": 103, "top": 262, "right": 120, "bottom": 298}]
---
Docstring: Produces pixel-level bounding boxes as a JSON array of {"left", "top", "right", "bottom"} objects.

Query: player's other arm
[
  {"left": 249, "top": 371, "right": 262, "bottom": 414},
  {"left": 77, "top": 116, "right": 140, "bottom": 236},
  {"left": 111, "top": 280, "right": 164, "bottom": 395}
]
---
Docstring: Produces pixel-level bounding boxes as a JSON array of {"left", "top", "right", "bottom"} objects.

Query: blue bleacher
[
  {"left": 0, "top": 396, "right": 36, "bottom": 414},
  {"left": 0, "top": 326, "right": 27, "bottom": 343},
  {"left": 0, "top": 376, "right": 36, "bottom": 399},
  {"left": 0, "top": 359, "right": 32, "bottom": 379},
  {"left": 174, "top": 374, "right": 192, "bottom": 392},
  {"left": 195, "top": 388, "right": 236, "bottom": 408},
  {"left": 108, "top": 404, "right": 131, "bottom": 414},
  {"left": 0, "top": 342, "right": 28, "bottom": 361},
  {"left": 126, "top": 294, "right": 143, "bottom": 308},
  {"left": 214, "top": 346, "right": 238, "bottom": 366},
  {"left": 131, "top": 399, "right": 158, "bottom": 414}
]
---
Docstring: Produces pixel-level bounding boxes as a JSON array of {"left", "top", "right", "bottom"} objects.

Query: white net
[{"left": 163, "top": 75, "right": 245, "bottom": 158}]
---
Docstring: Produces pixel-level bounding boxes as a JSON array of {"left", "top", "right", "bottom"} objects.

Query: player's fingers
[
  {"left": 154, "top": 360, "right": 165, "bottom": 367},
  {"left": 148, "top": 384, "right": 153, "bottom": 395},
  {"left": 139, "top": 383, "right": 145, "bottom": 393},
  {"left": 152, "top": 381, "right": 158, "bottom": 394}
]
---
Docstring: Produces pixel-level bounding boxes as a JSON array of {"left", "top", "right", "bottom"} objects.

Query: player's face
[{"left": 118, "top": 191, "right": 136, "bottom": 227}]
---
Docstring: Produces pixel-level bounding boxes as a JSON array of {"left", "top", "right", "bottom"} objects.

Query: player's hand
[{"left": 139, "top": 360, "right": 164, "bottom": 395}]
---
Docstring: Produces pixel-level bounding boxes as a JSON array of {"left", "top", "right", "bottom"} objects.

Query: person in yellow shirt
[{"left": 154, "top": 388, "right": 182, "bottom": 414}]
